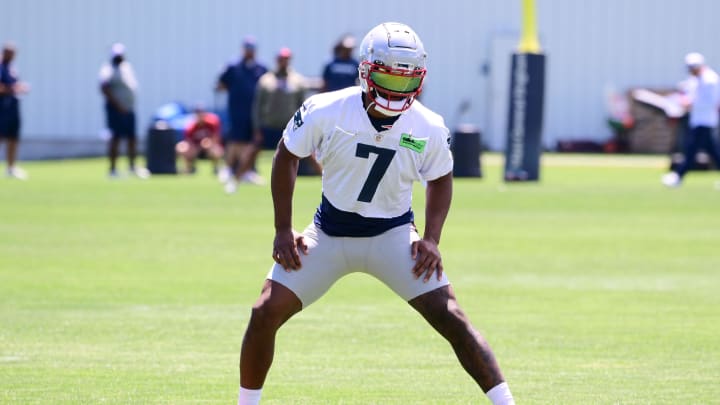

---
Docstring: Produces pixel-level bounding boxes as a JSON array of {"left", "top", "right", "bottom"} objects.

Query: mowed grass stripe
[{"left": 0, "top": 153, "right": 719, "bottom": 404}]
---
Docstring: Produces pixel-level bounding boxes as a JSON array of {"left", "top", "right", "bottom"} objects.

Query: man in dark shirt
[
  {"left": 216, "top": 36, "right": 268, "bottom": 193},
  {"left": 320, "top": 35, "right": 359, "bottom": 93},
  {"left": 0, "top": 43, "right": 30, "bottom": 179}
]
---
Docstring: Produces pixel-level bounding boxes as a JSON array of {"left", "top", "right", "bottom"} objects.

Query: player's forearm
[
  {"left": 424, "top": 172, "right": 453, "bottom": 244},
  {"left": 271, "top": 142, "right": 300, "bottom": 232}
]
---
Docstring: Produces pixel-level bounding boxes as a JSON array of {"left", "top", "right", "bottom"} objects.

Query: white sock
[
  {"left": 238, "top": 387, "right": 262, "bottom": 405},
  {"left": 486, "top": 382, "right": 515, "bottom": 405}
]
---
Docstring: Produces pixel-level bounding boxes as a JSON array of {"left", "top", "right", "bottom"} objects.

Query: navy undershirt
[
  {"left": 313, "top": 94, "right": 412, "bottom": 237},
  {"left": 314, "top": 196, "right": 414, "bottom": 237}
]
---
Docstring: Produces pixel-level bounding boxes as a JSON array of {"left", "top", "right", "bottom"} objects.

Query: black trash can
[
  {"left": 451, "top": 124, "right": 482, "bottom": 177},
  {"left": 146, "top": 121, "right": 178, "bottom": 174}
]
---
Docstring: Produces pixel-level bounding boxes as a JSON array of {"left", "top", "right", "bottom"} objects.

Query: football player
[{"left": 237, "top": 22, "right": 515, "bottom": 405}]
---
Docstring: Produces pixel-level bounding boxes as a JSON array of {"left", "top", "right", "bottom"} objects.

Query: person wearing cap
[
  {"left": 99, "top": 43, "right": 149, "bottom": 179},
  {"left": 662, "top": 52, "right": 720, "bottom": 187},
  {"left": 176, "top": 103, "right": 223, "bottom": 175},
  {"left": 216, "top": 36, "right": 268, "bottom": 191},
  {"left": 320, "top": 34, "right": 359, "bottom": 93},
  {"left": 226, "top": 47, "right": 312, "bottom": 192},
  {"left": 0, "top": 42, "right": 30, "bottom": 179}
]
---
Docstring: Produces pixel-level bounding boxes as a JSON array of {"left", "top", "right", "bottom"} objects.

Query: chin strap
[
  {"left": 372, "top": 93, "right": 406, "bottom": 116},
  {"left": 373, "top": 103, "right": 403, "bottom": 117},
  {"left": 363, "top": 90, "right": 408, "bottom": 117}
]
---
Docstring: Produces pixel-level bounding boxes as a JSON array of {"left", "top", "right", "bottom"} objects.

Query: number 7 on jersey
[{"left": 355, "top": 143, "right": 396, "bottom": 203}]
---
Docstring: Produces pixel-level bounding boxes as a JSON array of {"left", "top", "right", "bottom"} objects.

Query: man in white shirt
[
  {"left": 662, "top": 52, "right": 720, "bottom": 187},
  {"left": 236, "top": 23, "right": 515, "bottom": 405},
  {"left": 99, "top": 43, "right": 148, "bottom": 179}
]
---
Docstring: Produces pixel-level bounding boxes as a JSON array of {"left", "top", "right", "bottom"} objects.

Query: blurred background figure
[
  {"left": 215, "top": 36, "right": 267, "bottom": 192},
  {"left": 176, "top": 103, "right": 223, "bottom": 175},
  {"left": 662, "top": 52, "right": 720, "bottom": 187},
  {"left": 320, "top": 34, "right": 359, "bottom": 93},
  {"left": 252, "top": 47, "right": 306, "bottom": 149},
  {"left": 0, "top": 42, "right": 30, "bottom": 179},
  {"left": 99, "top": 43, "right": 149, "bottom": 179},
  {"left": 225, "top": 47, "right": 308, "bottom": 193}
]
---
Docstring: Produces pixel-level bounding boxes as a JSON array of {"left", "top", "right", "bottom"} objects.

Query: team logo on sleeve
[
  {"left": 399, "top": 133, "right": 427, "bottom": 153},
  {"left": 292, "top": 104, "right": 306, "bottom": 131},
  {"left": 292, "top": 109, "right": 304, "bottom": 131}
]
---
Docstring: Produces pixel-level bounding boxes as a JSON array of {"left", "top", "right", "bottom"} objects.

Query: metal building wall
[{"left": 2, "top": 0, "right": 719, "bottom": 151}]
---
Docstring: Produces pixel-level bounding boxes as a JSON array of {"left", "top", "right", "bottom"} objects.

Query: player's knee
[
  {"left": 175, "top": 142, "right": 186, "bottom": 154},
  {"left": 446, "top": 299, "right": 467, "bottom": 322},
  {"left": 249, "top": 299, "right": 292, "bottom": 331}
]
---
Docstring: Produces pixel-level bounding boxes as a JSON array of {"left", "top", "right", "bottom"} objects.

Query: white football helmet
[{"left": 358, "top": 22, "right": 427, "bottom": 116}]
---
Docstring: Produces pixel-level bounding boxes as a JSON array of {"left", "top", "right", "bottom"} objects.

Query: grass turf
[{"left": 1, "top": 153, "right": 719, "bottom": 404}]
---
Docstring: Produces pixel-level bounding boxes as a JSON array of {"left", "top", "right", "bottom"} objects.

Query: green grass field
[{"left": 1, "top": 153, "right": 719, "bottom": 404}]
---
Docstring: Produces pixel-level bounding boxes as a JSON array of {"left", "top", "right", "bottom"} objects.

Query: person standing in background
[
  {"left": 662, "top": 52, "right": 720, "bottom": 187},
  {"left": 0, "top": 42, "right": 30, "bottom": 180},
  {"left": 99, "top": 43, "right": 149, "bottom": 179},
  {"left": 216, "top": 36, "right": 268, "bottom": 193},
  {"left": 242, "top": 47, "right": 309, "bottom": 180},
  {"left": 320, "top": 34, "right": 359, "bottom": 93}
]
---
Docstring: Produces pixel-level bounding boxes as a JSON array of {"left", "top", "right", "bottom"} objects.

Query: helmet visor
[{"left": 370, "top": 70, "right": 423, "bottom": 93}]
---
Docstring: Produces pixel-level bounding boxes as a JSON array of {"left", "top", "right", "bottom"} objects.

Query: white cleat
[
  {"left": 241, "top": 171, "right": 265, "bottom": 185},
  {"left": 224, "top": 179, "right": 238, "bottom": 194},
  {"left": 130, "top": 167, "right": 151, "bottom": 180},
  {"left": 661, "top": 172, "right": 681, "bottom": 188},
  {"left": 6, "top": 166, "right": 28, "bottom": 180},
  {"left": 217, "top": 166, "right": 231, "bottom": 183}
]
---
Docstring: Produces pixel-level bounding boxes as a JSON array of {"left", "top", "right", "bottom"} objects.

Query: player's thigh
[
  {"left": 267, "top": 224, "right": 348, "bottom": 308},
  {"left": 365, "top": 224, "right": 449, "bottom": 301},
  {"left": 177, "top": 141, "right": 197, "bottom": 158}
]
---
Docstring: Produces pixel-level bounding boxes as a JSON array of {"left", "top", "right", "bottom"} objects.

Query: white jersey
[
  {"left": 686, "top": 67, "right": 720, "bottom": 128},
  {"left": 282, "top": 86, "right": 453, "bottom": 220}
]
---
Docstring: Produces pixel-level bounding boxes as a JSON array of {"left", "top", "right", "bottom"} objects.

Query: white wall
[{"left": 2, "top": 0, "right": 720, "bottom": 150}]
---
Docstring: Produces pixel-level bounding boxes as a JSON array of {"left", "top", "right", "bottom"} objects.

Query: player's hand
[
  {"left": 13, "top": 82, "right": 29, "bottom": 95},
  {"left": 272, "top": 229, "right": 308, "bottom": 271},
  {"left": 411, "top": 238, "right": 444, "bottom": 282}
]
